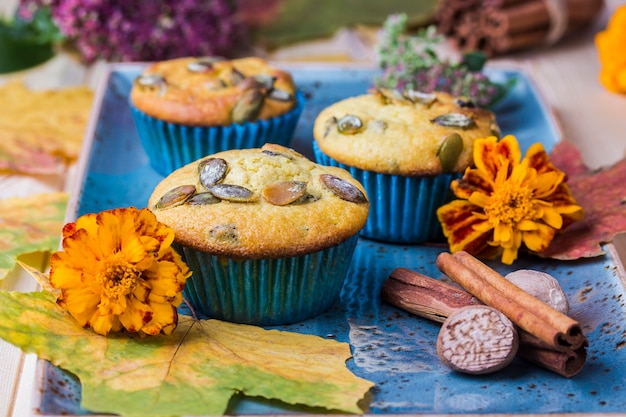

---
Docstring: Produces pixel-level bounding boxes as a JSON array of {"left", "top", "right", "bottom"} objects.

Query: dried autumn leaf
[
  {"left": 0, "top": 80, "right": 93, "bottom": 174},
  {"left": 0, "top": 290, "right": 373, "bottom": 417},
  {"left": 0, "top": 192, "right": 68, "bottom": 279},
  {"left": 540, "top": 141, "right": 626, "bottom": 260}
]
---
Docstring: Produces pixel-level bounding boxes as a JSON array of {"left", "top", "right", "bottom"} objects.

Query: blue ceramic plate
[{"left": 39, "top": 63, "right": 626, "bottom": 415}]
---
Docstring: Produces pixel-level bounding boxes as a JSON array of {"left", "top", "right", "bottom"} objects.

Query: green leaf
[
  {"left": 461, "top": 51, "right": 488, "bottom": 72},
  {"left": 0, "top": 193, "right": 67, "bottom": 279},
  {"left": 0, "top": 290, "right": 374, "bottom": 417}
]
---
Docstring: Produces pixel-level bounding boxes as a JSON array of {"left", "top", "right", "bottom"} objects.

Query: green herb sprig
[{"left": 375, "top": 13, "right": 513, "bottom": 108}]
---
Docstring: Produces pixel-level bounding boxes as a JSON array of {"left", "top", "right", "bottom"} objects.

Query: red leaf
[{"left": 539, "top": 141, "right": 626, "bottom": 260}]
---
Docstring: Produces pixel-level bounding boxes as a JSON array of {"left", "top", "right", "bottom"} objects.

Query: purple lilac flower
[{"left": 19, "top": 0, "right": 247, "bottom": 63}]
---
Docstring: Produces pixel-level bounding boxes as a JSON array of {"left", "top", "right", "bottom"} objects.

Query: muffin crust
[
  {"left": 313, "top": 91, "right": 499, "bottom": 176},
  {"left": 148, "top": 144, "right": 369, "bottom": 259},
  {"left": 131, "top": 57, "right": 298, "bottom": 126}
]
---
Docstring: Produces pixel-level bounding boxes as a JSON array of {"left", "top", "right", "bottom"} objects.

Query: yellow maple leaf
[{"left": 0, "top": 80, "right": 93, "bottom": 174}]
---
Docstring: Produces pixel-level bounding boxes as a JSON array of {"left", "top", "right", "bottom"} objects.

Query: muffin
[
  {"left": 313, "top": 89, "right": 499, "bottom": 243},
  {"left": 148, "top": 143, "right": 369, "bottom": 325},
  {"left": 130, "top": 56, "right": 305, "bottom": 176}
]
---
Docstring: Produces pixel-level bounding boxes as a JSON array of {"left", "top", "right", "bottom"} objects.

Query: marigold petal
[
  {"left": 141, "top": 302, "right": 178, "bottom": 336},
  {"left": 50, "top": 252, "right": 86, "bottom": 289},
  {"left": 468, "top": 191, "right": 491, "bottom": 208},
  {"left": 524, "top": 142, "right": 553, "bottom": 175},
  {"left": 474, "top": 135, "right": 521, "bottom": 179},
  {"left": 119, "top": 298, "right": 153, "bottom": 333},
  {"left": 74, "top": 213, "right": 99, "bottom": 237},
  {"left": 500, "top": 231, "right": 523, "bottom": 264},
  {"left": 60, "top": 287, "right": 100, "bottom": 325},
  {"left": 493, "top": 223, "right": 512, "bottom": 244},
  {"left": 90, "top": 313, "right": 119, "bottom": 336},
  {"left": 58, "top": 228, "right": 102, "bottom": 267},
  {"left": 541, "top": 207, "right": 564, "bottom": 229},
  {"left": 523, "top": 224, "right": 555, "bottom": 253},
  {"left": 437, "top": 200, "right": 493, "bottom": 255},
  {"left": 501, "top": 247, "right": 517, "bottom": 265},
  {"left": 533, "top": 171, "right": 564, "bottom": 198},
  {"left": 517, "top": 219, "right": 538, "bottom": 231},
  {"left": 452, "top": 169, "right": 495, "bottom": 199}
]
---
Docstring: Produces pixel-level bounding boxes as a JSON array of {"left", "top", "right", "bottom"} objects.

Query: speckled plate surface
[{"left": 38, "top": 63, "right": 626, "bottom": 415}]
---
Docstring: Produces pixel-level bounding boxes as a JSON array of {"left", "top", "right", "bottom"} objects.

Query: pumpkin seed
[
  {"left": 229, "top": 67, "right": 245, "bottom": 85},
  {"left": 155, "top": 185, "right": 196, "bottom": 209},
  {"left": 208, "top": 184, "right": 254, "bottom": 202},
  {"left": 267, "top": 88, "right": 294, "bottom": 102},
  {"left": 186, "top": 192, "right": 221, "bottom": 205},
  {"left": 255, "top": 74, "right": 276, "bottom": 90},
  {"left": 437, "top": 133, "right": 464, "bottom": 172},
  {"left": 238, "top": 75, "right": 270, "bottom": 92},
  {"left": 455, "top": 97, "right": 476, "bottom": 108},
  {"left": 204, "top": 78, "right": 227, "bottom": 90},
  {"left": 320, "top": 174, "right": 368, "bottom": 204},
  {"left": 187, "top": 58, "right": 218, "bottom": 73},
  {"left": 337, "top": 115, "right": 364, "bottom": 135},
  {"left": 231, "top": 89, "right": 265, "bottom": 123},
  {"left": 404, "top": 90, "right": 437, "bottom": 106},
  {"left": 294, "top": 193, "right": 320, "bottom": 204},
  {"left": 136, "top": 74, "right": 165, "bottom": 88},
  {"left": 199, "top": 157, "right": 228, "bottom": 188},
  {"left": 431, "top": 112, "right": 476, "bottom": 129},
  {"left": 490, "top": 124, "right": 502, "bottom": 139},
  {"left": 262, "top": 181, "right": 307, "bottom": 206},
  {"left": 378, "top": 88, "right": 405, "bottom": 102}
]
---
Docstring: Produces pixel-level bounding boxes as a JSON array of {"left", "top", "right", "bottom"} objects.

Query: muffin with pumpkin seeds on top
[
  {"left": 312, "top": 89, "right": 499, "bottom": 243},
  {"left": 130, "top": 56, "right": 305, "bottom": 176},
  {"left": 148, "top": 143, "right": 369, "bottom": 325}
]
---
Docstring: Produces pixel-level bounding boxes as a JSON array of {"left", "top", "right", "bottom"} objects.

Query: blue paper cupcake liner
[
  {"left": 313, "top": 141, "right": 459, "bottom": 244},
  {"left": 130, "top": 90, "right": 305, "bottom": 176},
  {"left": 177, "top": 234, "right": 359, "bottom": 326}
]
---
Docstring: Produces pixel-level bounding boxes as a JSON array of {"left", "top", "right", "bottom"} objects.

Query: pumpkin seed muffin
[
  {"left": 148, "top": 144, "right": 369, "bottom": 325},
  {"left": 129, "top": 56, "right": 305, "bottom": 176},
  {"left": 130, "top": 56, "right": 298, "bottom": 126},
  {"left": 313, "top": 90, "right": 499, "bottom": 176},
  {"left": 312, "top": 89, "right": 500, "bottom": 244}
]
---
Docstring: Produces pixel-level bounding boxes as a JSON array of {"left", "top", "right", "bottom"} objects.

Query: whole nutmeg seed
[
  {"left": 505, "top": 269, "right": 570, "bottom": 314},
  {"left": 437, "top": 305, "right": 519, "bottom": 375}
]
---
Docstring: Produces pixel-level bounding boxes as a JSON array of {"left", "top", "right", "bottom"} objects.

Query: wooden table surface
[{"left": 1, "top": 1, "right": 625, "bottom": 416}]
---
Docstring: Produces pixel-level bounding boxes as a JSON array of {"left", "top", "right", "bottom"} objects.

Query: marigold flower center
[
  {"left": 97, "top": 260, "right": 141, "bottom": 300},
  {"left": 484, "top": 181, "right": 534, "bottom": 225}
]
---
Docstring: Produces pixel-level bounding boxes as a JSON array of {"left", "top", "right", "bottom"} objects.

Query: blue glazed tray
[{"left": 39, "top": 63, "right": 626, "bottom": 415}]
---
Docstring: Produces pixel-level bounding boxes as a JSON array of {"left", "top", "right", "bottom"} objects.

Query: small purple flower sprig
[
  {"left": 18, "top": 0, "right": 248, "bottom": 64},
  {"left": 375, "top": 13, "right": 513, "bottom": 108}
]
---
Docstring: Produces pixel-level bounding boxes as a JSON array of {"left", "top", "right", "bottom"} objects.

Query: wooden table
[{"left": 1, "top": 1, "right": 625, "bottom": 416}]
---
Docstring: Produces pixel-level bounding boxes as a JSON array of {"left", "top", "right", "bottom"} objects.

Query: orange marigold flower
[
  {"left": 49, "top": 207, "right": 191, "bottom": 336},
  {"left": 595, "top": 4, "right": 626, "bottom": 94},
  {"left": 437, "top": 135, "right": 583, "bottom": 265}
]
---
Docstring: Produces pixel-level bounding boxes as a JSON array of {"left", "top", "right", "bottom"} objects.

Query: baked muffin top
[
  {"left": 130, "top": 57, "right": 298, "bottom": 126},
  {"left": 148, "top": 144, "right": 369, "bottom": 259},
  {"left": 313, "top": 90, "right": 500, "bottom": 176}
]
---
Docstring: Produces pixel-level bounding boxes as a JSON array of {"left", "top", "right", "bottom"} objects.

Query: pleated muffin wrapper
[
  {"left": 130, "top": 90, "right": 305, "bottom": 177},
  {"left": 313, "top": 141, "right": 459, "bottom": 244},
  {"left": 176, "top": 233, "right": 359, "bottom": 326}
]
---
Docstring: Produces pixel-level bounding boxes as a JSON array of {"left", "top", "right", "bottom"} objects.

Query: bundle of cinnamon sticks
[
  {"left": 436, "top": 0, "right": 605, "bottom": 55},
  {"left": 381, "top": 251, "right": 588, "bottom": 377}
]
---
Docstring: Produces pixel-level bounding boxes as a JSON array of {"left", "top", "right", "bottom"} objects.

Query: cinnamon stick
[
  {"left": 435, "top": 0, "right": 605, "bottom": 55},
  {"left": 381, "top": 267, "right": 586, "bottom": 377},
  {"left": 518, "top": 332, "right": 587, "bottom": 377},
  {"left": 437, "top": 251, "right": 588, "bottom": 351},
  {"left": 380, "top": 267, "right": 482, "bottom": 323}
]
